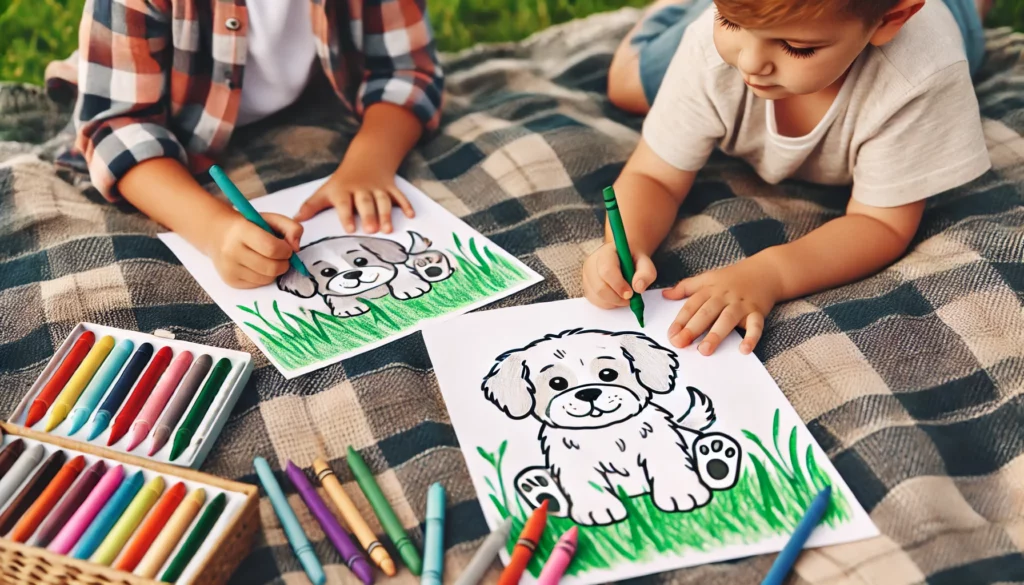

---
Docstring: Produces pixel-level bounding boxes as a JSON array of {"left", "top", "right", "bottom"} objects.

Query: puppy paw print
[
  {"left": 694, "top": 432, "right": 741, "bottom": 491},
  {"left": 514, "top": 467, "right": 570, "bottom": 518}
]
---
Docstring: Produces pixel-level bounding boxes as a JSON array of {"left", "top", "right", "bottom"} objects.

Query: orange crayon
[
  {"left": 25, "top": 331, "right": 96, "bottom": 427},
  {"left": 113, "top": 481, "right": 187, "bottom": 572},
  {"left": 8, "top": 455, "right": 86, "bottom": 542},
  {"left": 497, "top": 500, "right": 549, "bottom": 585}
]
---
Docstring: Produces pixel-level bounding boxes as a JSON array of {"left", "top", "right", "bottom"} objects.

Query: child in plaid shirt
[{"left": 46, "top": 0, "right": 444, "bottom": 289}]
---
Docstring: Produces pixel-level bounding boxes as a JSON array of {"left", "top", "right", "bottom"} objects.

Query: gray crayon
[
  {"left": 0, "top": 444, "right": 45, "bottom": 510},
  {"left": 148, "top": 354, "right": 213, "bottom": 456},
  {"left": 454, "top": 517, "right": 515, "bottom": 585}
]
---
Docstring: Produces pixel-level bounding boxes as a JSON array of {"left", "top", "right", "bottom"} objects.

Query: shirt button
[{"left": 225, "top": 18, "right": 241, "bottom": 31}]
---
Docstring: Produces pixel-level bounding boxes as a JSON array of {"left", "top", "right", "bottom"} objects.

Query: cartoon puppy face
[
  {"left": 278, "top": 236, "right": 409, "bottom": 298},
  {"left": 482, "top": 329, "right": 680, "bottom": 429}
]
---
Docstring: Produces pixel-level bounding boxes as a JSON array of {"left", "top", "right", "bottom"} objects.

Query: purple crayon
[{"left": 285, "top": 461, "right": 374, "bottom": 585}]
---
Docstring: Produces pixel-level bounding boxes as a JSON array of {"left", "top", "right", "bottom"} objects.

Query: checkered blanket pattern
[{"left": 1, "top": 8, "right": 1022, "bottom": 584}]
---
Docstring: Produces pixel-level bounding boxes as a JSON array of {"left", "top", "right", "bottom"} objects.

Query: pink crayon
[
  {"left": 126, "top": 351, "right": 193, "bottom": 452},
  {"left": 47, "top": 465, "right": 125, "bottom": 555},
  {"left": 536, "top": 526, "right": 578, "bottom": 585}
]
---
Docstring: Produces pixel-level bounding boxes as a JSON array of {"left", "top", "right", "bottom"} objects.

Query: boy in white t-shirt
[{"left": 583, "top": 0, "right": 992, "bottom": 356}]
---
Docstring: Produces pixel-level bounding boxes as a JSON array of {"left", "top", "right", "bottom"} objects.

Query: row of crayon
[
  {"left": 0, "top": 439, "right": 228, "bottom": 582},
  {"left": 25, "top": 330, "right": 236, "bottom": 461},
  {"left": 493, "top": 500, "right": 578, "bottom": 585}
]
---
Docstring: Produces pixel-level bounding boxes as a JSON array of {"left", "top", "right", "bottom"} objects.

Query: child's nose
[{"left": 737, "top": 47, "right": 773, "bottom": 77}]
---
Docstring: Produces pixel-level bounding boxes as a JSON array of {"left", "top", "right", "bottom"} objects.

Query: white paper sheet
[
  {"left": 423, "top": 293, "right": 879, "bottom": 584},
  {"left": 159, "top": 176, "right": 542, "bottom": 378}
]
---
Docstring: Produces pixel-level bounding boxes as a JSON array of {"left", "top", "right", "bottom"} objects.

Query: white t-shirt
[
  {"left": 642, "top": 1, "right": 991, "bottom": 207},
  {"left": 236, "top": 1, "right": 318, "bottom": 127}
]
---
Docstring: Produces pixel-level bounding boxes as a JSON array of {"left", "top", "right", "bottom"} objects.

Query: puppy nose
[
  {"left": 575, "top": 388, "right": 602, "bottom": 402},
  {"left": 343, "top": 270, "right": 363, "bottom": 280}
]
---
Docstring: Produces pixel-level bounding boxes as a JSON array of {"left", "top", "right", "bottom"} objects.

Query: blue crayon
[
  {"left": 86, "top": 343, "right": 152, "bottom": 441},
  {"left": 67, "top": 339, "right": 135, "bottom": 436},
  {"left": 761, "top": 485, "right": 833, "bottom": 585},
  {"left": 71, "top": 470, "right": 144, "bottom": 560},
  {"left": 422, "top": 482, "right": 446, "bottom": 585},
  {"left": 253, "top": 457, "right": 325, "bottom": 585}
]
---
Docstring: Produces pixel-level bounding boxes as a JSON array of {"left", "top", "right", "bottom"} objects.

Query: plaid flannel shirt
[{"left": 45, "top": 0, "right": 444, "bottom": 201}]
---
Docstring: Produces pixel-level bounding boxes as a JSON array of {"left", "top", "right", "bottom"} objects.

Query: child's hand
[
  {"left": 210, "top": 213, "right": 303, "bottom": 289},
  {"left": 582, "top": 242, "right": 657, "bottom": 308},
  {"left": 662, "top": 258, "right": 781, "bottom": 356},
  {"left": 293, "top": 164, "right": 414, "bottom": 234}
]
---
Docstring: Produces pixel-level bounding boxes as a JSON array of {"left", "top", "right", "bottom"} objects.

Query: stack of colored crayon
[
  {"left": 15, "top": 326, "right": 250, "bottom": 466},
  {"left": 0, "top": 433, "right": 245, "bottom": 583}
]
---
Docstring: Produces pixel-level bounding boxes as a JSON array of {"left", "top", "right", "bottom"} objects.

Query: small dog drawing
[
  {"left": 277, "top": 231, "right": 454, "bottom": 317},
  {"left": 482, "top": 328, "right": 741, "bottom": 526}
]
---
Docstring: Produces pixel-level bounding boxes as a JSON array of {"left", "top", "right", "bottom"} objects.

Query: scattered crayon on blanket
[
  {"left": 454, "top": 517, "right": 514, "bottom": 585},
  {"left": 422, "top": 482, "right": 446, "bottom": 585},
  {"left": 254, "top": 457, "right": 325, "bottom": 585}
]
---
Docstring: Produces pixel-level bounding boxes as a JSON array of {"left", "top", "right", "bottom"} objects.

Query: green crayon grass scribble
[
  {"left": 479, "top": 409, "right": 852, "bottom": 578},
  {"left": 238, "top": 234, "right": 531, "bottom": 370}
]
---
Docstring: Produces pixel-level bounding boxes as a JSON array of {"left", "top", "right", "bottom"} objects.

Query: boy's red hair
[{"left": 715, "top": 0, "right": 902, "bottom": 27}]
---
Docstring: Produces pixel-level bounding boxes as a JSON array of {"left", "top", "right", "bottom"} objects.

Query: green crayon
[
  {"left": 346, "top": 446, "right": 423, "bottom": 575},
  {"left": 603, "top": 185, "right": 645, "bottom": 327},
  {"left": 169, "top": 358, "right": 232, "bottom": 461},
  {"left": 160, "top": 492, "right": 227, "bottom": 582}
]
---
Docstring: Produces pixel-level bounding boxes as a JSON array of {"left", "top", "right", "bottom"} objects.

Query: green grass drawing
[
  {"left": 237, "top": 234, "right": 532, "bottom": 371},
  {"left": 478, "top": 408, "right": 852, "bottom": 577}
]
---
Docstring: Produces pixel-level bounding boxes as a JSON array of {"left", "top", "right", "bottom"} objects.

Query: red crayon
[
  {"left": 107, "top": 346, "right": 173, "bottom": 446},
  {"left": 25, "top": 331, "right": 96, "bottom": 427}
]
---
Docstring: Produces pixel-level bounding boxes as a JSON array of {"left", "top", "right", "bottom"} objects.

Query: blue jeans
[{"left": 634, "top": 0, "right": 986, "bottom": 104}]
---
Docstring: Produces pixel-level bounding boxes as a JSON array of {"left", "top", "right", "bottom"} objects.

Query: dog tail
[
  {"left": 675, "top": 386, "right": 716, "bottom": 432},
  {"left": 408, "top": 231, "right": 432, "bottom": 255}
]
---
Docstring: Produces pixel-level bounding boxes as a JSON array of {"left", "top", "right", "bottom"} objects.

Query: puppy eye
[
  {"left": 353, "top": 257, "right": 368, "bottom": 267},
  {"left": 599, "top": 369, "right": 618, "bottom": 382},
  {"left": 549, "top": 377, "right": 568, "bottom": 391},
  {"left": 320, "top": 268, "right": 337, "bottom": 277}
]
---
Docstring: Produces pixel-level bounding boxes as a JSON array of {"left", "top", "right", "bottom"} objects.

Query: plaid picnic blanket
[{"left": 2, "top": 7, "right": 1023, "bottom": 584}]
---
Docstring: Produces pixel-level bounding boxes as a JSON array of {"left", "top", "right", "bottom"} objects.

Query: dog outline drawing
[
  {"left": 278, "top": 231, "right": 454, "bottom": 317},
  {"left": 481, "top": 328, "right": 741, "bottom": 526}
]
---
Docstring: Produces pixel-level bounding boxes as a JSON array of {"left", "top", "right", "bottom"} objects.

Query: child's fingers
[
  {"left": 329, "top": 191, "right": 356, "bottom": 233},
  {"left": 262, "top": 213, "right": 304, "bottom": 252},
  {"left": 582, "top": 270, "right": 628, "bottom": 308},
  {"left": 353, "top": 190, "right": 378, "bottom": 233},
  {"left": 667, "top": 291, "right": 715, "bottom": 347},
  {"left": 632, "top": 255, "right": 656, "bottom": 293},
  {"left": 372, "top": 190, "right": 393, "bottom": 234},
  {"left": 663, "top": 275, "right": 702, "bottom": 300},
  {"left": 237, "top": 246, "right": 290, "bottom": 278},
  {"left": 739, "top": 313, "right": 764, "bottom": 354},
  {"left": 597, "top": 256, "right": 633, "bottom": 300},
  {"left": 698, "top": 305, "right": 744, "bottom": 356},
  {"left": 224, "top": 264, "right": 274, "bottom": 288},
  {"left": 389, "top": 188, "right": 415, "bottom": 218},
  {"left": 242, "top": 225, "right": 294, "bottom": 261},
  {"left": 294, "top": 191, "right": 329, "bottom": 222}
]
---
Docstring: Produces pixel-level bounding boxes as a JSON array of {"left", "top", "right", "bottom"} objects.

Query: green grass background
[
  {"left": 479, "top": 409, "right": 854, "bottom": 577},
  {"left": 7, "top": 0, "right": 1019, "bottom": 86}
]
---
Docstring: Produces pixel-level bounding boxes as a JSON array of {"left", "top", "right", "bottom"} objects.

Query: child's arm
[
  {"left": 293, "top": 0, "right": 444, "bottom": 234},
  {"left": 665, "top": 199, "right": 925, "bottom": 355},
  {"left": 582, "top": 139, "right": 697, "bottom": 308}
]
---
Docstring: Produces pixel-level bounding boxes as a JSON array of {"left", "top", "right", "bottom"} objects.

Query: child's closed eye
[{"left": 715, "top": 12, "right": 818, "bottom": 59}]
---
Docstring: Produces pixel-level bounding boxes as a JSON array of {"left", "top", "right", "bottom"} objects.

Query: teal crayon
[
  {"left": 602, "top": 185, "right": 645, "bottom": 327},
  {"left": 71, "top": 470, "right": 144, "bottom": 560},
  {"left": 253, "top": 457, "right": 325, "bottom": 585},
  {"left": 208, "top": 165, "right": 310, "bottom": 277},
  {"left": 421, "top": 482, "right": 446, "bottom": 585},
  {"left": 67, "top": 339, "right": 134, "bottom": 436}
]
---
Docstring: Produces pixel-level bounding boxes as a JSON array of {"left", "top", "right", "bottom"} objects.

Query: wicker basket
[{"left": 0, "top": 422, "right": 260, "bottom": 585}]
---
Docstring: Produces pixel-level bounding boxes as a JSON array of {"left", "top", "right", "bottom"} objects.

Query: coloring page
[
  {"left": 160, "top": 176, "right": 542, "bottom": 378},
  {"left": 424, "top": 293, "right": 879, "bottom": 584}
]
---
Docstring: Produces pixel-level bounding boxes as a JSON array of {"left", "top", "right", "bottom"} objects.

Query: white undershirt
[{"left": 236, "top": 0, "right": 318, "bottom": 127}]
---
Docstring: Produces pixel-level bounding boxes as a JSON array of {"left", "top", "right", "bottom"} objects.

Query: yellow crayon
[
  {"left": 135, "top": 488, "right": 205, "bottom": 579},
  {"left": 91, "top": 475, "right": 165, "bottom": 566},
  {"left": 313, "top": 458, "right": 397, "bottom": 576},
  {"left": 46, "top": 335, "right": 115, "bottom": 431}
]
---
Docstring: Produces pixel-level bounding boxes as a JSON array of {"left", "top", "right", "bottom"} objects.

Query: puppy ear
[
  {"left": 616, "top": 332, "right": 679, "bottom": 394},
  {"left": 360, "top": 237, "right": 409, "bottom": 264},
  {"left": 277, "top": 267, "right": 317, "bottom": 298},
  {"left": 482, "top": 351, "right": 535, "bottom": 419}
]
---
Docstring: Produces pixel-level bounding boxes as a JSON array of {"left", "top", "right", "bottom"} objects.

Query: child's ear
[{"left": 869, "top": 0, "right": 925, "bottom": 47}]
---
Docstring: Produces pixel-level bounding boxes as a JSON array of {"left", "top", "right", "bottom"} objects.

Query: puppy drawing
[
  {"left": 277, "top": 231, "right": 454, "bottom": 317},
  {"left": 482, "top": 329, "right": 741, "bottom": 526}
]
